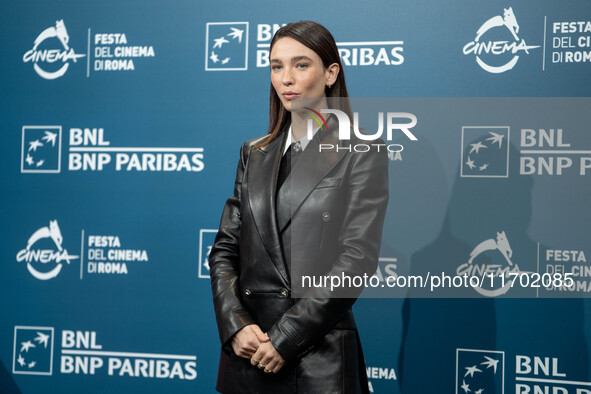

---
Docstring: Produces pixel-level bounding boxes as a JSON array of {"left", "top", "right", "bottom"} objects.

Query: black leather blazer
[{"left": 210, "top": 116, "right": 389, "bottom": 393}]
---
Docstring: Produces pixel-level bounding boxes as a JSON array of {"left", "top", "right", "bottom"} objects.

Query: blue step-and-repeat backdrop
[{"left": 1, "top": 1, "right": 590, "bottom": 393}]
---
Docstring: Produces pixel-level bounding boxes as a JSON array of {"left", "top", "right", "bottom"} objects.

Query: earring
[{"left": 327, "top": 83, "right": 331, "bottom": 89}]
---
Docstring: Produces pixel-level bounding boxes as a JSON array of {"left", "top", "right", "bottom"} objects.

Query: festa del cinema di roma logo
[
  {"left": 456, "top": 231, "right": 524, "bottom": 297},
  {"left": 463, "top": 7, "right": 539, "bottom": 73},
  {"left": 23, "top": 19, "right": 85, "bottom": 80},
  {"left": 16, "top": 220, "right": 79, "bottom": 280}
]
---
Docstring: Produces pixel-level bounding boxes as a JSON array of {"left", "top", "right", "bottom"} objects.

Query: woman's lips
[{"left": 282, "top": 92, "right": 300, "bottom": 101}]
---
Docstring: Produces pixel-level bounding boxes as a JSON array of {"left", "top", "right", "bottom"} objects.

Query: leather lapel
[
  {"left": 276, "top": 115, "right": 347, "bottom": 232},
  {"left": 247, "top": 127, "right": 289, "bottom": 284}
]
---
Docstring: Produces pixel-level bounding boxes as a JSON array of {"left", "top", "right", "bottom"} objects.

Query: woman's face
[{"left": 270, "top": 37, "right": 337, "bottom": 112}]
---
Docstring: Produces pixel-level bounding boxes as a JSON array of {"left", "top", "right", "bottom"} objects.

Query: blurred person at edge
[{"left": 209, "top": 21, "right": 389, "bottom": 393}]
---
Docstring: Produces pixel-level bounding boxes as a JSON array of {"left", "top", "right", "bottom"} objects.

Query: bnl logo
[
  {"left": 461, "top": 126, "right": 510, "bottom": 178},
  {"left": 456, "top": 348, "right": 505, "bottom": 394},
  {"left": 198, "top": 229, "right": 217, "bottom": 278},
  {"left": 21, "top": 126, "right": 62, "bottom": 173},
  {"left": 13, "top": 326, "right": 54, "bottom": 375},
  {"left": 205, "top": 22, "right": 248, "bottom": 71}
]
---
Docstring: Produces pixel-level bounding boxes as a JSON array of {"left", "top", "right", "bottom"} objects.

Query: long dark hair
[{"left": 256, "top": 21, "right": 352, "bottom": 149}]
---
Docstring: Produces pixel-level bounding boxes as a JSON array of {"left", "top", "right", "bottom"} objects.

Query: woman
[{"left": 209, "top": 21, "right": 389, "bottom": 393}]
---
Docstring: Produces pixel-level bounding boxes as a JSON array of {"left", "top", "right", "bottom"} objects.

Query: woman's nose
[{"left": 282, "top": 68, "right": 294, "bottom": 85}]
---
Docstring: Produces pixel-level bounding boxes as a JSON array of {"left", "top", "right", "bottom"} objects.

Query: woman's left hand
[{"left": 250, "top": 340, "right": 285, "bottom": 373}]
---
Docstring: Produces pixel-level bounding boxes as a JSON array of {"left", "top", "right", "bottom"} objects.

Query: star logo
[
  {"left": 42, "top": 130, "right": 58, "bottom": 146},
  {"left": 228, "top": 27, "right": 244, "bottom": 43},
  {"left": 13, "top": 326, "right": 54, "bottom": 375},
  {"left": 29, "top": 139, "right": 44, "bottom": 152},
  {"left": 486, "top": 132, "right": 504, "bottom": 148},
  {"left": 35, "top": 332, "right": 50, "bottom": 348},
  {"left": 461, "top": 379, "right": 471, "bottom": 393},
  {"left": 457, "top": 349, "right": 504, "bottom": 394},
  {"left": 482, "top": 356, "right": 500, "bottom": 373},
  {"left": 465, "top": 365, "right": 483, "bottom": 378},
  {"left": 460, "top": 126, "right": 510, "bottom": 178},
  {"left": 469, "top": 141, "right": 487, "bottom": 154},
  {"left": 205, "top": 22, "right": 249, "bottom": 71},
  {"left": 20, "top": 340, "right": 36, "bottom": 353},
  {"left": 213, "top": 36, "right": 229, "bottom": 49},
  {"left": 21, "top": 126, "right": 62, "bottom": 173}
]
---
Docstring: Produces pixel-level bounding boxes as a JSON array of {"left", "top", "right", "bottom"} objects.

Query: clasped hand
[{"left": 231, "top": 324, "right": 285, "bottom": 373}]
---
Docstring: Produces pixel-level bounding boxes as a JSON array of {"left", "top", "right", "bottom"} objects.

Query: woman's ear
[{"left": 326, "top": 62, "right": 340, "bottom": 87}]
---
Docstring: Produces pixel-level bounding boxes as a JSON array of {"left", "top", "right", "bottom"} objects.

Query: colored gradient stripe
[{"left": 303, "top": 107, "right": 328, "bottom": 130}]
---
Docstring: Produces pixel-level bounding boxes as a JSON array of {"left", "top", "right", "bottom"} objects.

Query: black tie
[{"left": 277, "top": 141, "right": 302, "bottom": 192}]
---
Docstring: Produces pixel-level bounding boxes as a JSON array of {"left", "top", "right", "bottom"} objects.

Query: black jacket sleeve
[{"left": 209, "top": 142, "right": 256, "bottom": 351}]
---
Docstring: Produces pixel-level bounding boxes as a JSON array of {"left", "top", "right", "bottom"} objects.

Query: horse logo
[
  {"left": 463, "top": 7, "right": 539, "bottom": 74},
  {"left": 468, "top": 231, "right": 513, "bottom": 266},
  {"left": 457, "top": 231, "right": 522, "bottom": 297},
  {"left": 23, "top": 20, "right": 85, "bottom": 80},
  {"left": 16, "top": 220, "right": 79, "bottom": 280},
  {"left": 475, "top": 7, "right": 520, "bottom": 42},
  {"left": 34, "top": 20, "right": 70, "bottom": 51},
  {"left": 26, "top": 220, "right": 64, "bottom": 252}
]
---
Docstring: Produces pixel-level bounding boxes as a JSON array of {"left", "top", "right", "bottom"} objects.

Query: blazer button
[
  {"left": 280, "top": 288, "right": 289, "bottom": 298},
  {"left": 244, "top": 289, "right": 251, "bottom": 297},
  {"left": 322, "top": 212, "right": 331, "bottom": 222}
]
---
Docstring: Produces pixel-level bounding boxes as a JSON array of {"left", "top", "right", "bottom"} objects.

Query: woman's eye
[
  {"left": 297, "top": 63, "right": 308, "bottom": 70},
  {"left": 271, "top": 65, "right": 282, "bottom": 71}
]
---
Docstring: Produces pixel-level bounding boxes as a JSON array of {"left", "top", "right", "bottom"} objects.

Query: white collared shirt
[{"left": 282, "top": 125, "right": 320, "bottom": 155}]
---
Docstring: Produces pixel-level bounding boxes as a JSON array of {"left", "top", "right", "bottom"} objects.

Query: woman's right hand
[{"left": 231, "top": 324, "right": 270, "bottom": 359}]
